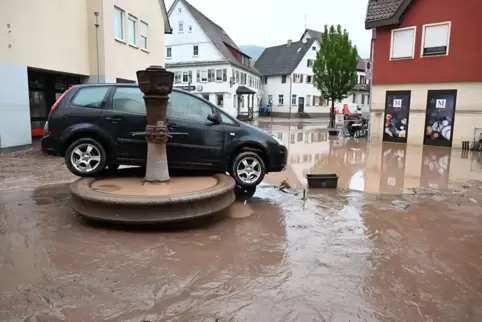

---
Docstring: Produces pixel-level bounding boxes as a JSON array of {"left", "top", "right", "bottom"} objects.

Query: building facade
[
  {"left": 365, "top": 0, "right": 482, "bottom": 148},
  {"left": 165, "top": 0, "right": 261, "bottom": 118},
  {"left": 0, "top": 0, "right": 170, "bottom": 152},
  {"left": 255, "top": 29, "right": 369, "bottom": 118}
]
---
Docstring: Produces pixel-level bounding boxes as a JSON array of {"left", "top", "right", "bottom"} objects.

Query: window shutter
[
  {"left": 391, "top": 28, "right": 415, "bottom": 59},
  {"left": 300, "top": 75, "right": 304, "bottom": 83},
  {"left": 196, "top": 70, "right": 200, "bottom": 82},
  {"left": 293, "top": 74, "right": 296, "bottom": 82},
  {"left": 188, "top": 71, "right": 192, "bottom": 83},
  {"left": 313, "top": 96, "right": 315, "bottom": 106}
]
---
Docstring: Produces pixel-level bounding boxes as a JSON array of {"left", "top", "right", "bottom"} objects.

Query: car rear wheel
[
  {"left": 231, "top": 151, "right": 265, "bottom": 188},
  {"left": 65, "top": 138, "right": 107, "bottom": 177}
]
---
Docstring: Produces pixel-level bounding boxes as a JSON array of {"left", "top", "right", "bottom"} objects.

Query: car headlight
[{"left": 272, "top": 135, "right": 285, "bottom": 146}]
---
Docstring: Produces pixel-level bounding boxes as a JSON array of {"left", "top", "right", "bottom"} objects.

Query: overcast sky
[{"left": 165, "top": 0, "right": 371, "bottom": 58}]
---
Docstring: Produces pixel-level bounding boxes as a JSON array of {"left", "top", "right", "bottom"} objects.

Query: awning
[{"left": 236, "top": 86, "right": 256, "bottom": 95}]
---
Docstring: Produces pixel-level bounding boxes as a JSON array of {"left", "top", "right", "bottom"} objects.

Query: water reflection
[{"left": 265, "top": 124, "right": 482, "bottom": 194}]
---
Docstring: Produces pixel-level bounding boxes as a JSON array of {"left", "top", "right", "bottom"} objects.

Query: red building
[{"left": 365, "top": 0, "right": 482, "bottom": 148}]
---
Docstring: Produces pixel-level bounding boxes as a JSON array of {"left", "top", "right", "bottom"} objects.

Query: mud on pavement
[{"left": 1, "top": 142, "right": 482, "bottom": 321}]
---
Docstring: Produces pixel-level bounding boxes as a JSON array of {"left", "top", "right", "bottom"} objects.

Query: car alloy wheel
[
  {"left": 236, "top": 157, "right": 262, "bottom": 184},
  {"left": 70, "top": 143, "right": 102, "bottom": 173}
]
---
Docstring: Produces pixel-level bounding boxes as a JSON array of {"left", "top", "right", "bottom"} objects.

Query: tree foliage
[{"left": 312, "top": 24, "right": 358, "bottom": 127}]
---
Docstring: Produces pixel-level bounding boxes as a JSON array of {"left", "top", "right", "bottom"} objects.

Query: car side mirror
[{"left": 207, "top": 113, "right": 219, "bottom": 124}]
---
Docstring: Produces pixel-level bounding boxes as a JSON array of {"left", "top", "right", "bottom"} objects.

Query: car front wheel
[
  {"left": 231, "top": 151, "right": 266, "bottom": 188},
  {"left": 65, "top": 138, "right": 107, "bottom": 177}
]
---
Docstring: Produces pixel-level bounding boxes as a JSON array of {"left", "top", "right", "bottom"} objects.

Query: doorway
[
  {"left": 383, "top": 90, "right": 411, "bottom": 144},
  {"left": 298, "top": 97, "right": 305, "bottom": 113},
  {"left": 423, "top": 90, "right": 457, "bottom": 147}
]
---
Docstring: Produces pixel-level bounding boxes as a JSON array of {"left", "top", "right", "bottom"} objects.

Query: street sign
[{"left": 365, "top": 60, "right": 372, "bottom": 80}]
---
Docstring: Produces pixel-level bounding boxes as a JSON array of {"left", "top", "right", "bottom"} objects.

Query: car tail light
[{"left": 50, "top": 87, "right": 73, "bottom": 112}]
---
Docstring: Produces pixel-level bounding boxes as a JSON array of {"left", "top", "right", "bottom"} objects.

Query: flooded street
[{"left": 1, "top": 122, "right": 482, "bottom": 321}]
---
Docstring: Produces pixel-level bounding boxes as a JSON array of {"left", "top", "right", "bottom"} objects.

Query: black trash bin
[{"left": 306, "top": 174, "right": 339, "bottom": 188}]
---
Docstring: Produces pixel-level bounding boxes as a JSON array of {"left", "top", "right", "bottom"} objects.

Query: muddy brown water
[{"left": 1, "top": 125, "right": 482, "bottom": 321}]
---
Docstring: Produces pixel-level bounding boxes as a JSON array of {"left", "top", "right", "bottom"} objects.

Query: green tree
[{"left": 313, "top": 24, "right": 358, "bottom": 128}]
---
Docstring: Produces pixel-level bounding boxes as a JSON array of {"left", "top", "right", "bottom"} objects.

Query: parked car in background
[
  {"left": 40, "top": 84, "right": 287, "bottom": 190},
  {"left": 335, "top": 103, "right": 362, "bottom": 117}
]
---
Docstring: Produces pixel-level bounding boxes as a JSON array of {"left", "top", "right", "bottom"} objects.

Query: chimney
[{"left": 287, "top": 39, "right": 292, "bottom": 47}]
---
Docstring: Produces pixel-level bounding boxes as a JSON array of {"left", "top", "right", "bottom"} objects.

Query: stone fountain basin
[{"left": 70, "top": 174, "right": 236, "bottom": 223}]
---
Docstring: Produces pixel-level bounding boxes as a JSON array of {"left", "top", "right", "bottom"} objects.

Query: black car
[{"left": 41, "top": 84, "right": 287, "bottom": 189}]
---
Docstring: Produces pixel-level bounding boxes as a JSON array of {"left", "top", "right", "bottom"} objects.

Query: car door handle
[
  {"left": 167, "top": 123, "right": 178, "bottom": 129},
  {"left": 105, "top": 116, "right": 122, "bottom": 122}
]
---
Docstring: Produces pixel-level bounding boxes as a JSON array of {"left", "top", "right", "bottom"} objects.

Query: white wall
[
  {"left": 165, "top": 1, "right": 224, "bottom": 63},
  {"left": 0, "top": 63, "right": 31, "bottom": 150}
]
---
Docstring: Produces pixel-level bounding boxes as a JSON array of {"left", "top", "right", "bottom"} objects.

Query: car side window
[
  {"left": 167, "top": 91, "right": 213, "bottom": 123},
  {"left": 71, "top": 87, "right": 110, "bottom": 108},
  {"left": 112, "top": 87, "right": 146, "bottom": 115},
  {"left": 219, "top": 111, "right": 237, "bottom": 125}
]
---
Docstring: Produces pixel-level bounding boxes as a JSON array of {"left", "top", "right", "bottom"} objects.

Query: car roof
[{"left": 70, "top": 83, "right": 186, "bottom": 93}]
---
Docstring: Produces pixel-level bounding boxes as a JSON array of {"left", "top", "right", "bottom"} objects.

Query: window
[
  {"left": 140, "top": 21, "right": 148, "bottom": 50},
  {"left": 391, "top": 27, "right": 416, "bottom": 59},
  {"left": 188, "top": 25, "right": 192, "bottom": 32},
  {"left": 306, "top": 75, "right": 312, "bottom": 83},
  {"left": 196, "top": 70, "right": 200, "bottom": 82},
  {"left": 114, "top": 7, "right": 125, "bottom": 40},
  {"left": 263, "top": 77, "right": 267, "bottom": 85},
  {"left": 352, "top": 93, "right": 356, "bottom": 103},
  {"left": 281, "top": 75, "right": 286, "bottom": 83},
  {"left": 113, "top": 87, "right": 145, "bottom": 115},
  {"left": 208, "top": 69, "right": 215, "bottom": 82},
  {"left": 307, "top": 59, "right": 314, "bottom": 67},
  {"left": 215, "top": 69, "right": 223, "bottom": 82},
  {"left": 314, "top": 96, "right": 320, "bottom": 106},
  {"left": 278, "top": 95, "right": 284, "bottom": 105},
  {"left": 168, "top": 92, "right": 214, "bottom": 122},
  {"left": 294, "top": 74, "right": 301, "bottom": 83},
  {"left": 359, "top": 75, "right": 366, "bottom": 84},
  {"left": 361, "top": 95, "right": 365, "bottom": 105},
  {"left": 166, "top": 47, "right": 172, "bottom": 58},
  {"left": 220, "top": 111, "right": 236, "bottom": 125},
  {"left": 422, "top": 22, "right": 450, "bottom": 56},
  {"left": 182, "top": 71, "right": 191, "bottom": 83},
  {"left": 178, "top": 7, "right": 181, "bottom": 13},
  {"left": 178, "top": 21, "right": 184, "bottom": 32},
  {"left": 268, "top": 95, "right": 273, "bottom": 104},
  {"left": 174, "top": 71, "right": 181, "bottom": 84},
  {"left": 128, "top": 15, "right": 137, "bottom": 46},
  {"left": 200, "top": 70, "right": 208, "bottom": 82},
  {"left": 72, "top": 87, "right": 110, "bottom": 108},
  {"left": 193, "top": 45, "right": 199, "bottom": 56},
  {"left": 235, "top": 71, "right": 240, "bottom": 83},
  {"left": 291, "top": 94, "right": 297, "bottom": 105},
  {"left": 202, "top": 94, "right": 209, "bottom": 101},
  {"left": 217, "top": 94, "right": 224, "bottom": 107},
  {"left": 223, "top": 69, "right": 227, "bottom": 82},
  {"left": 241, "top": 73, "right": 246, "bottom": 85},
  {"left": 306, "top": 95, "right": 311, "bottom": 106},
  {"left": 312, "top": 46, "right": 316, "bottom": 51}
]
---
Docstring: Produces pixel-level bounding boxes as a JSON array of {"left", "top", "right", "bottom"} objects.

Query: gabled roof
[
  {"left": 300, "top": 29, "right": 322, "bottom": 41},
  {"left": 158, "top": 0, "right": 172, "bottom": 34},
  {"left": 167, "top": 0, "right": 259, "bottom": 75},
  {"left": 254, "top": 39, "right": 317, "bottom": 76},
  {"left": 365, "top": 0, "right": 414, "bottom": 29}
]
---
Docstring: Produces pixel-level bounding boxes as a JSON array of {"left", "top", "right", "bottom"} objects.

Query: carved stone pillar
[{"left": 136, "top": 65, "right": 174, "bottom": 183}]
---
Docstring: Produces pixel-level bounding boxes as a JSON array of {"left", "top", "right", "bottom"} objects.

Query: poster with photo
[
  {"left": 424, "top": 90, "right": 457, "bottom": 147},
  {"left": 383, "top": 91, "right": 411, "bottom": 143}
]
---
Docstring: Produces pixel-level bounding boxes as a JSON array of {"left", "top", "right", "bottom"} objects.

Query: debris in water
[{"left": 391, "top": 200, "right": 411, "bottom": 210}]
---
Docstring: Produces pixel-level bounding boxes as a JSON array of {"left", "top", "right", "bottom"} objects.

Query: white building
[
  {"left": 256, "top": 29, "right": 369, "bottom": 118},
  {"left": 165, "top": 0, "right": 261, "bottom": 118}
]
